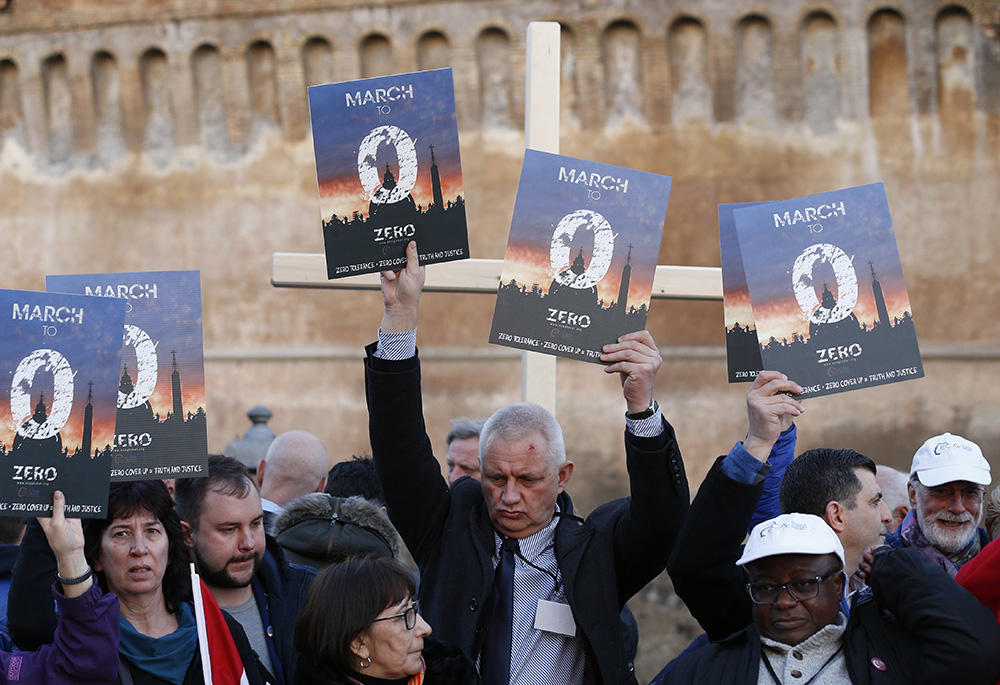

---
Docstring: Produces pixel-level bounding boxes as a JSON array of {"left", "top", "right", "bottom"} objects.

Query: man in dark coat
[
  {"left": 366, "top": 243, "right": 689, "bottom": 685},
  {"left": 665, "top": 512, "right": 1000, "bottom": 684}
]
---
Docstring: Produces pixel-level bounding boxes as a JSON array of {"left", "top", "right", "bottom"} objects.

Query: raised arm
[
  {"left": 366, "top": 241, "right": 452, "bottom": 563},
  {"left": 597, "top": 331, "right": 690, "bottom": 600},
  {"left": 668, "top": 372, "right": 803, "bottom": 641}
]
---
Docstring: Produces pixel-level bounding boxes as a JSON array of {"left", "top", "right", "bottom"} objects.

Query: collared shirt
[{"left": 493, "top": 512, "right": 585, "bottom": 685}]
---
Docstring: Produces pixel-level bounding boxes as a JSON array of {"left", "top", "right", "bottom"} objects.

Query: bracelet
[
  {"left": 57, "top": 565, "right": 93, "bottom": 586},
  {"left": 626, "top": 400, "right": 658, "bottom": 421}
]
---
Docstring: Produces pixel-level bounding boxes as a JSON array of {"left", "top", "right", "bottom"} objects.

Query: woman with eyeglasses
[{"left": 292, "top": 556, "right": 479, "bottom": 684}]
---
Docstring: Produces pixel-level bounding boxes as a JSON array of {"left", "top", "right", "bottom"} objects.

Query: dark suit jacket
[{"left": 365, "top": 344, "right": 690, "bottom": 685}]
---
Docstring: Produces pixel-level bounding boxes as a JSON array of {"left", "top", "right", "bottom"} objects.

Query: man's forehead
[{"left": 201, "top": 485, "right": 262, "bottom": 517}]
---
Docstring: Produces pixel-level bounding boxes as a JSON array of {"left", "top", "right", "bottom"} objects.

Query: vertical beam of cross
[{"left": 522, "top": 21, "right": 561, "bottom": 413}]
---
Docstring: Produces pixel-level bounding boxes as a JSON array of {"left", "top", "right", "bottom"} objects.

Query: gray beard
[{"left": 914, "top": 498, "right": 980, "bottom": 554}]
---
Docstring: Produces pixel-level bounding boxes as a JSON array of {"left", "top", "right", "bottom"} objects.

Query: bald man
[{"left": 257, "top": 430, "right": 330, "bottom": 533}]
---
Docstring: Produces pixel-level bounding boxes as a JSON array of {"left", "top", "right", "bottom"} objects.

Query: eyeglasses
[
  {"left": 925, "top": 485, "right": 984, "bottom": 503},
  {"left": 746, "top": 569, "right": 841, "bottom": 605},
  {"left": 371, "top": 601, "right": 419, "bottom": 630}
]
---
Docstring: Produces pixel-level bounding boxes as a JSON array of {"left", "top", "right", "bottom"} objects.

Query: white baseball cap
[
  {"left": 737, "top": 513, "right": 845, "bottom": 568},
  {"left": 910, "top": 433, "right": 991, "bottom": 487}
]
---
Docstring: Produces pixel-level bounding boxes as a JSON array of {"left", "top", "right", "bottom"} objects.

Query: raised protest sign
[
  {"left": 47, "top": 271, "right": 209, "bottom": 481},
  {"left": 309, "top": 68, "right": 468, "bottom": 278},
  {"left": 0, "top": 289, "right": 125, "bottom": 517},
  {"left": 489, "top": 149, "right": 672, "bottom": 364},
  {"left": 734, "top": 183, "right": 923, "bottom": 398}
]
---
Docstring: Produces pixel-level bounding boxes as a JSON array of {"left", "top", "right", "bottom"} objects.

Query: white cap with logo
[
  {"left": 910, "top": 433, "right": 991, "bottom": 488},
  {"left": 737, "top": 513, "right": 845, "bottom": 568}
]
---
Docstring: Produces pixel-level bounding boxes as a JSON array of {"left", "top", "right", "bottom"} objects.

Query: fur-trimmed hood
[{"left": 273, "top": 493, "right": 400, "bottom": 569}]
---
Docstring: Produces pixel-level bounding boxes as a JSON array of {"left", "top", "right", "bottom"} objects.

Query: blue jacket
[{"left": 251, "top": 536, "right": 316, "bottom": 685}]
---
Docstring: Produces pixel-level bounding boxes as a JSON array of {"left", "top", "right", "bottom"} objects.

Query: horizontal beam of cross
[{"left": 270, "top": 253, "right": 722, "bottom": 301}]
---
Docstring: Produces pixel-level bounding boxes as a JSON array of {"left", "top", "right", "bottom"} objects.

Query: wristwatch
[{"left": 626, "top": 400, "right": 658, "bottom": 421}]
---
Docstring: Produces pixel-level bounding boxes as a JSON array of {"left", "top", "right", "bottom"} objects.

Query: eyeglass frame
[
  {"left": 745, "top": 568, "right": 841, "bottom": 605},
  {"left": 371, "top": 601, "right": 420, "bottom": 630},
  {"left": 922, "top": 484, "right": 985, "bottom": 503}
]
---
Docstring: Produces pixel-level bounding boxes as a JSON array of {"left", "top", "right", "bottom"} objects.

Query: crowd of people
[{"left": 0, "top": 239, "right": 998, "bottom": 684}]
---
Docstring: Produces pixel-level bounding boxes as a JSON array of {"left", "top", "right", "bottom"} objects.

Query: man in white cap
[
  {"left": 665, "top": 513, "right": 1000, "bottom": 684},
  {"left": 885, "top": 432, "right": 992, "bottom": 576}
]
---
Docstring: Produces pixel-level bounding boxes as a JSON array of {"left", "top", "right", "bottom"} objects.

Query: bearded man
[{"left": 884, "top": 432, "right": 992, "bottom": 577}]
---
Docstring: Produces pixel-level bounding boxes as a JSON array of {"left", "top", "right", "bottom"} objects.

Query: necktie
[{"left": 481, "top": 537, "right": 517, "bottom": 685}]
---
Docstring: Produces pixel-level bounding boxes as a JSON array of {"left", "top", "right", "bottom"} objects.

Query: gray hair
[
  {"left": 985, "top": 485, "right": 1000, "bottom": 541},
  {"left": 479, "top": 403, "right": 566, "bottom": 468},
  {"left": 875, "top": 465, "right": 909, "bottom": 514},
  {"left": 446, "top": 417, "right": 487, "bottom": 445}
]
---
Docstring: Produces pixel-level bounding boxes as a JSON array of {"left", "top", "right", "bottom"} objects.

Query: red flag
[{"left": 191, "top": 564, "right": 250, "bottom": 685}]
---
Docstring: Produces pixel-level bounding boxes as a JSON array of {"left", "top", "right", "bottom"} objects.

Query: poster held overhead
[
  {"left": 308, "top": 68, "right": 469, "bottom": 278},
  {"left": 719, "top": 201, "right": 766, "bottom": 383},
  {"left": 490, "top": 150, "right": 672, "bottom": 364},
  {"left": 46, "top": 271, "right": 209, "bottom": 481},
  {"left": 734, "top": 182, "right": 923, "bottom": 399},
  {"left": 0, "top": 289, "right": 125, "bottom": 517}
]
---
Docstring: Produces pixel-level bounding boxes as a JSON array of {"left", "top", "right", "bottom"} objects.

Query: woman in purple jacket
[{"left": 3, "top": 490, "right": 120, "bottom": 684}]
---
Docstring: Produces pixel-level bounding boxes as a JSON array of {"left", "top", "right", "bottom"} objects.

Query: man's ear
[
  {"left": 180, "top": 520, "right": 196, "bottom": 548},
  {"left": 907, "top": 481, "right": 917, "bottom": 509},
  {"left": 256, "top": 460, "right": 266, "bottom": 490},
  {"left": 316, "top": 475, "right": 328, "bottom": 494},
  {"left": 557, "top": 461, "right": 574, "bottom": 493},
  {"left": 894, "top": 504, "right": 909, "bottom": 524},
  {"left": 824, "top": 500, "right": 847, "bottom": 534}
]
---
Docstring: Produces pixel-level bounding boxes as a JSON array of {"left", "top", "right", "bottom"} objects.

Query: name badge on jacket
[{"left": 534, "top": 599, "right": 577, "bottom": 637}]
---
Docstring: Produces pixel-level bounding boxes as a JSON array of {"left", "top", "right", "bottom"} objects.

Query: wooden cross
[{"left": 271, "top": 22, "right": 722, "bottom": 413}]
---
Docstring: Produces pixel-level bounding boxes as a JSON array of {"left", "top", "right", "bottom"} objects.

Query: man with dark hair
[
  {"left": 175, "top": 455, "right": 315, "bottom": 685},
  {"left": 446, "top": 417, "right": 486, "bottom": 483},
  {"left": 669, "top": 372, "right": 891, "bottom": 648},
  {"left": 325, "top": 455, "right": 385, "bottom": 506},
  {"left": 366, "top": 243, "right": 689, "bottom": 685},
  {"left": 779, "top": 447, "right": 889, "bottom": 582}
]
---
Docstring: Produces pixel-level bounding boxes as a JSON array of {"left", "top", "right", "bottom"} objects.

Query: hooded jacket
[{"left": 272, "top": 493, "right": 400, "bottom": 569}]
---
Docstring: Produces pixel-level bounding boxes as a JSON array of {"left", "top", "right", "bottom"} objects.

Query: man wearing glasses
[
  {"left": 665, "top": 512, "right": 1000, "bottom": 683},
  {"left": 883, "top": 433, "right": 991, "bottom": 577}
]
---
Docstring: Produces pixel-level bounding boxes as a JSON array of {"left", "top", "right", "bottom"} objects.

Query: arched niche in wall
[
  {"left": 868, "top": 9, "right": 911, "bottom": 119},
  {"left": 735, "top": 14, "right": 775, "bottom": 126},
  {"left": 476, "top": 27, "right": 513, "bottom": 129},
  {"left": 247, "top": 40, "right": 280, "bottom": 131},
  {"left": 668, "top": 16, "right": 711, "bottom": 124},
  {"left": 361, "top": 33, "right": 393, "bottom": 78},
  {"left": 602, "top": 20, "right": 643, "bottom": 128},
  {"left": 800, "top": 11, "right": 841, "bottom": 134},
  {"left": 42, "top": 53, "right": 74, "bottom": 163},
  {"left": 559, "top": 23, "right": 580, "bottom": 127},
  {"left": 192, "top": 43, "right": 227, "bottom": 154},
  {"left": 0, "top": 59, "right": 26, "bottom": 150},
  {"left": 935, "top": 5, "right": 976, "bottom": 115},
  {"left": 90, "top": 51, "right": 125, "bottom": 162},
  {"left": 303, "top": 36, "right": 334, "bottom": 87},
  {"left": 139, "top": 47, "right": 176, "bottom": 166},
  {"left": 418, "top": 30, "right": 450, "bottom": 70}
]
